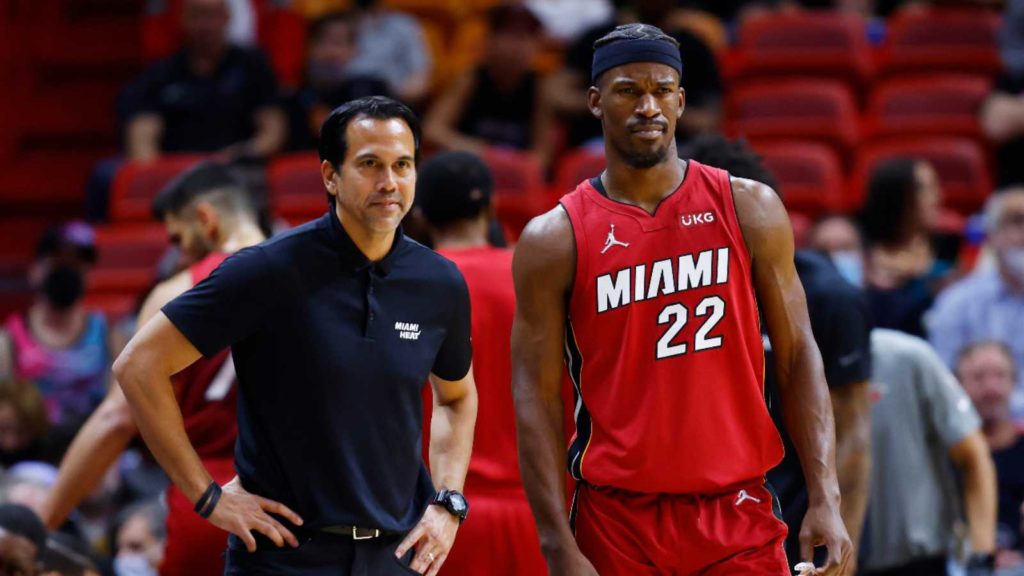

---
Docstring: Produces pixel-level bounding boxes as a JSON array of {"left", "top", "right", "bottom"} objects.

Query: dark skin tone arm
[
  {"left": 511, "top": 208, "right": 597, "bottom": 576},
  {"left": 831, "top": 381, "right": 871, "bottom": 559},
  {"left": 732, "top": 176, "right": 853, "bottom": 575}
]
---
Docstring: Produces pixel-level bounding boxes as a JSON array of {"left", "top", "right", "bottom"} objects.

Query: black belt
[{"left": 320, "top": 525, "right": 383, "bottom": 540}]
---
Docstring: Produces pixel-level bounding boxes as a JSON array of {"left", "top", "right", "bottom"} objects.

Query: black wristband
[
  {"left": 199, "top": 483, "right": 222, "bottom": 519},
  {"left": 194, "top": 482, "right": 220, "bottom": 517}
]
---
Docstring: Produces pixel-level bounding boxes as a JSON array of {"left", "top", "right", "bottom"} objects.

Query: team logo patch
[
  {"left": 601, "top": 224, "right": 629, "bottom": 254},
  {"left": 395, "top": 322, "right": 421, "bottom": 340},
  {"left": 680, "top": 212, "right": 715, "bottom": 227}
]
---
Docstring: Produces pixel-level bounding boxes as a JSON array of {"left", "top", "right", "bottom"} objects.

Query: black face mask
[{"left": 41, "top": 265, "right": 84, "bottom": 311}]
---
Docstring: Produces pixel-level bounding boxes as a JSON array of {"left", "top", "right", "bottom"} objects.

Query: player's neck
[
  {"left": 431, "top": 218, "right": 489, "bottom": 251},
  {"left": 217, "top": 221, "right": 265, "bottom": 254},
  {"left": 602, "top": 155, "right": 686, "bottom": 215}
]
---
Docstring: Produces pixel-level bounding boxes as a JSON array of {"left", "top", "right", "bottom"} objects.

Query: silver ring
[{"left": 427, "top": 552, "right": 435, "bottom": 563}]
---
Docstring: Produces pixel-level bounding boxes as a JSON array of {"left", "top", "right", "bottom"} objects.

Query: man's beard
[{"left": 614, "top": 139, "right": 671, "bottom": 169}]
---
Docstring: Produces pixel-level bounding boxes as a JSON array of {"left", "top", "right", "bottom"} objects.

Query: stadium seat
[
  {"left": 725, "top": 12, "right": 873, "bottom": 89},
  {"left": 752, "top": 141, "right": 845, "bottom": 216},
  {"left": 553, "top": 148, "right": 606, "bottom": 198},
  {"left": 878, "top": 9, "right": 1002, "bottom": 77},
  {"left": 863, "top": 74, "right": 992, "bottom": 140},
  {"left": 726, "top": 80, "right": 860, "bottom": 157},
  {"left": 257, "top": 4, "right": 307, "bottom": 89},
  {"left": 110, "top": 155, "right": 207, "bottom": 222},
  {"left": 89, "top": 223, "right": 168, "bottom": 296},
  {"left": 483, "top": 148, "right": 550, "bottom": 242},
  {"left": 851, "top": 137, "right": 991, "bottom": 213},
  {"left": 0, "top": 217, "right": 57, "bottom": 276},
  {"left": 268, "top": 152, "right": 327, "bottom": 221}
]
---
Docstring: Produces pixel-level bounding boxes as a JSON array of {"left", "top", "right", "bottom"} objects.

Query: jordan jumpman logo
[{"left": 601, "top": 224, "right": 630, "bottom": 254}]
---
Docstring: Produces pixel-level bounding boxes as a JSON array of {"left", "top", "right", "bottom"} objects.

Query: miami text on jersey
[{"left": 596, "top": 246, "right": 730, "bottom": 313}]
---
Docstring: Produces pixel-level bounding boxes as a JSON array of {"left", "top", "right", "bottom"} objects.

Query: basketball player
[
  {"left": 40, "top": 162, "right": 264, "bottom": 576},
  {"left": 416, "top": 151, "right": 547, "bottom": 576},
  {"left": 512, "top": 24, "right": 852, "bottom": 575}
]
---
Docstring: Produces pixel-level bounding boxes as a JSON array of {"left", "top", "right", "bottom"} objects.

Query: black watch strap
[{"left": 432, "top": 489, "right": 469, "bottom": 522}]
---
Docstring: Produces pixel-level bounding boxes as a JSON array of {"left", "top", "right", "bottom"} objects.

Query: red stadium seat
[
  {"left": 257, "top": 5, "right": 307, "bottom": 89},
  {"left": 863, "top": 74, "right": 992, "bottom": 140},
  {"left": 553, "top": 148, "right": 606, "bottom": 198},
  {"left": 110, "top": 155, "right": 207, "bottom": 222},
  {"left": 267, "top": 152, "right": 326, "bottom": 221},
  {"left": 851, "top": 137, "right": 991, "bottom": 213},
  {"left": 878, "top": 9, "right": 1002, "bottom": 77},
  {"left": 89, "top": 223, "right": 168, "bottom": 296},
  {"left": 725, "top": 12, "right": 873, "bottom": 89},
  {"left": 727, "top": 80, "right": 860, "bottom": 157},
  {"left": 752, "top": 141, "right": 845, "bottom": 216},
  {"left": 483, "top": 148, "right": 550, "bottom": 242}
]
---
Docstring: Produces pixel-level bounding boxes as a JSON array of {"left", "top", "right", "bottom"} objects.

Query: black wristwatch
[{"left": 432, "top": 489, "right": 469, "bottom": 523}]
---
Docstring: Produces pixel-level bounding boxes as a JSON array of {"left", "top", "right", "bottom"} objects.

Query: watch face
[{"left": 449, "top": 493, "right": 467, "bottom": 514}]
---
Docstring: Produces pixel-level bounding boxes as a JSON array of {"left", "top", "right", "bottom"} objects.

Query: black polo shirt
[
  {"left": 764, "top": 250, "right": 873, "bottom": 564},
  {"left": 162, "top": 210, "right": 472, "bottom": 532},
  {"left": 128, "top": 46, "right": 280, "bottom": 153}
]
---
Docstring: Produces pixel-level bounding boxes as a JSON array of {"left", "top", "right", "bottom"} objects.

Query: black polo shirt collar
[{"left": 321, "top": 206, "right": 405, "bottom": 276}]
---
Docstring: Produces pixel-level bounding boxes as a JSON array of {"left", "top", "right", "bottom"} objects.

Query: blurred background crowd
[{"left": 0, "top": 0, "right": 1022, "bottom": 574}]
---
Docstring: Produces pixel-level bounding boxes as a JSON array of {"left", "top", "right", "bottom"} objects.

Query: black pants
[
  {"left": 224, "top": 531, "right": 420, "bottom": 575},
  {"left": 861, "top": 555, "right": 947, "bottom": 576}
]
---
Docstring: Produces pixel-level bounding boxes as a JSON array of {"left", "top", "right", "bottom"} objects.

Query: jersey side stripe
[{"left": 564, "top": 319, "right": 591, "bottom": 481}]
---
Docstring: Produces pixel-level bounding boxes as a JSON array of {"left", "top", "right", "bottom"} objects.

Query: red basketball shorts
[
  {"left": 160, "top": 458, "right": 235, "bottom": 576},
  {"left": 439, "top": 486, "right": 547, "bottom": 576},
  {"left": 573, "top": 479, "right": 789, "bottom": 575}
]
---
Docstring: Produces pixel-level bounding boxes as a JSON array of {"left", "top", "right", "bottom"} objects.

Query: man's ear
[
  {"left": 321, "top": 159, "right": 339, "bottom": 198},
  {"left": 194, "top": 201, "right": 219, "bottom": 236},
  {"left": 588, "top": 85, "right": 603, "bottom": 119},
  {"left": 677, "top": 86, "right": 686, "bottom": 119}
]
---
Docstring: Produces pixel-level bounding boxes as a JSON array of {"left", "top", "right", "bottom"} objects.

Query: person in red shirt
[
  {"left": 511, "top": 24, "right": 852, "bottom": 576},
  {"left": 40, "top": 162, "right": 266, "bottom": 576},
  {"left": 416, "top": 151, "right": 546, "bottom": 575}
]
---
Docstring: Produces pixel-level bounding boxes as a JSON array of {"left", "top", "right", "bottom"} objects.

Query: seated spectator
[
  {"left": 111, "top": 501, "right": 166, "bottom": 576},
  {"left": 808, "top": 214, "right": 866, "bottom": 286},
  {"left": 957, "top": 342, "right": 1024, "bottom": 571},
  {"left": 423, "top": 4, "right": 554, "bottom": 168},
  {"left": 550, "top": 0, "right": 723, "bottom": 148},
  {"left": 863, "top": 329, "right": 997, "bottom": 575},
  {"left": 285, "top": 11, "right": 389, "bottom": 150},
  {"left": 860, "top": 158, "right": 947, "bottom": 337},
  {"left": 0, "top": 381, "right": 49, "bottom": 468},
  {"left": 125, "top": 0, "right": 284, "bottom": 162},
  {"left": 0, "top": 505, "right": 46, "bottom": 575},
  {"left": 0, "top": 223, "right": 113, "bottom": 429},
  {"left": 2, "top": 462, "right": 58, "bottom": 516},
  {"left": 87, "top": 0, "right": 286, "bottom": 222},
  {"left": 345, "top": 0, "right": 432, "bottom": 106},
  {"left": 929, "top": 187, "right": 1024, "bottom": 403}
]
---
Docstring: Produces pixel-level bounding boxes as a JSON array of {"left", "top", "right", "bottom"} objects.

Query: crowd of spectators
[{"left": 1, "top": 0, "right": 1023, "bottom": 574}]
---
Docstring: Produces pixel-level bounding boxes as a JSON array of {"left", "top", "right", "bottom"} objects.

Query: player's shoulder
[{"left": 871, "top": 328, "right": 936, "bottom": 363}]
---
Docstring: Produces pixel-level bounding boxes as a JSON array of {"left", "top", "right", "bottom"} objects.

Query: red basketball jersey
[
  {"left": 436, "top": 247, "right": 522, "bottom": 491},
  {"left": 173, "top": 252, "right": 238, "bottom": 460},
  {"left": 560, "top": 161, "right": 783, "bottom": 494}
]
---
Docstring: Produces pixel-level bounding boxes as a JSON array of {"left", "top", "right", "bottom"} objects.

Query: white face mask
[
  {"left": 830, "top": 250, "right": 864, "bottom": 287},
  {"left": 1000, "top": 246, "right": 1024, "bottom": 284},
  {"left": 114, "top": 553, "right": 157, "bottom": 576}
]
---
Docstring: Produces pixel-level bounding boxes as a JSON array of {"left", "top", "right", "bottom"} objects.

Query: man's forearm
[
  {"left": 42, "top": 394, "right": 137, "bottom": 528},
  {"left": 832, "top": 382, "right": 872, "bottom": 547},
  {"left": 429, "top": 390, "right": 478, "bottom": 492},
  {"left": 515, "top": 391, "right": 575, "bottom": 556},
  {"left": 836, "top": 443, "right": 870, "bottom": 548},
  {"left": 114, "top": 358, "right": 211, "bottom": 502},
  {"left": 962, "top": 443, "right": 998, "bottom": 553},
  {"left": 779, "top": 344, "right": 840, "bottom": 505}
]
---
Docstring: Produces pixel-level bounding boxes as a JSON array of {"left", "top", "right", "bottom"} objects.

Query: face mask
[
  {"left": 114, "top": 553, "right": 157, "bottom": 576},
  {"left": 830, "top": 250, "right": 864, "bottom": 287},
  {"left": 1000, "top": 246, "right": 1024, "bottom": 284},
  {"left": 41, "top": 265, "right": 84, "bottom": 310}
]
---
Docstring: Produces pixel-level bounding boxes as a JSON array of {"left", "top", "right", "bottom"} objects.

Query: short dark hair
[
  {"left": 308, "top": 10, "right": 354, "bottom": 45},
  {"left": 593, "top": 23, "right": 679, "bottom": 51},
  {"left": 318, "top": 96, "right": 421, "bottom": 170},
  {"left": 682, "top": 134, "right": 780, "bottom": 192},
  {"left": 151, "top": 161, "right": 254, "bottom": 221},
  {"left": 956, "top": 340, "right": 1017, "bottom": 377},
  {"left": 859, "top": 157, "right": 918, "bottom": 248},
  {"left": 417, "top": 151, "right": 494, "bottom": 227}
]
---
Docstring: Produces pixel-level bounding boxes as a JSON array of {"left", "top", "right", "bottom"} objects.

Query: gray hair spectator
[
  {"left": 929, "top": 186, "right": 1024, "bottom": 421},
  {"left": 112, "top": 501, "right": 167, "bottom": 576},
  {"left": 957, "top": 341, "right": 1024, "bottom": 572},
  {"left": 344, "top": 0, "right": 432, "bottom": 106}
]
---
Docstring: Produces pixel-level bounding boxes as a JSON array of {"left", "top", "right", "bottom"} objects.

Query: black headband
[{"left": 591, "top": 39, "right": 683, "bottom": 84}]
